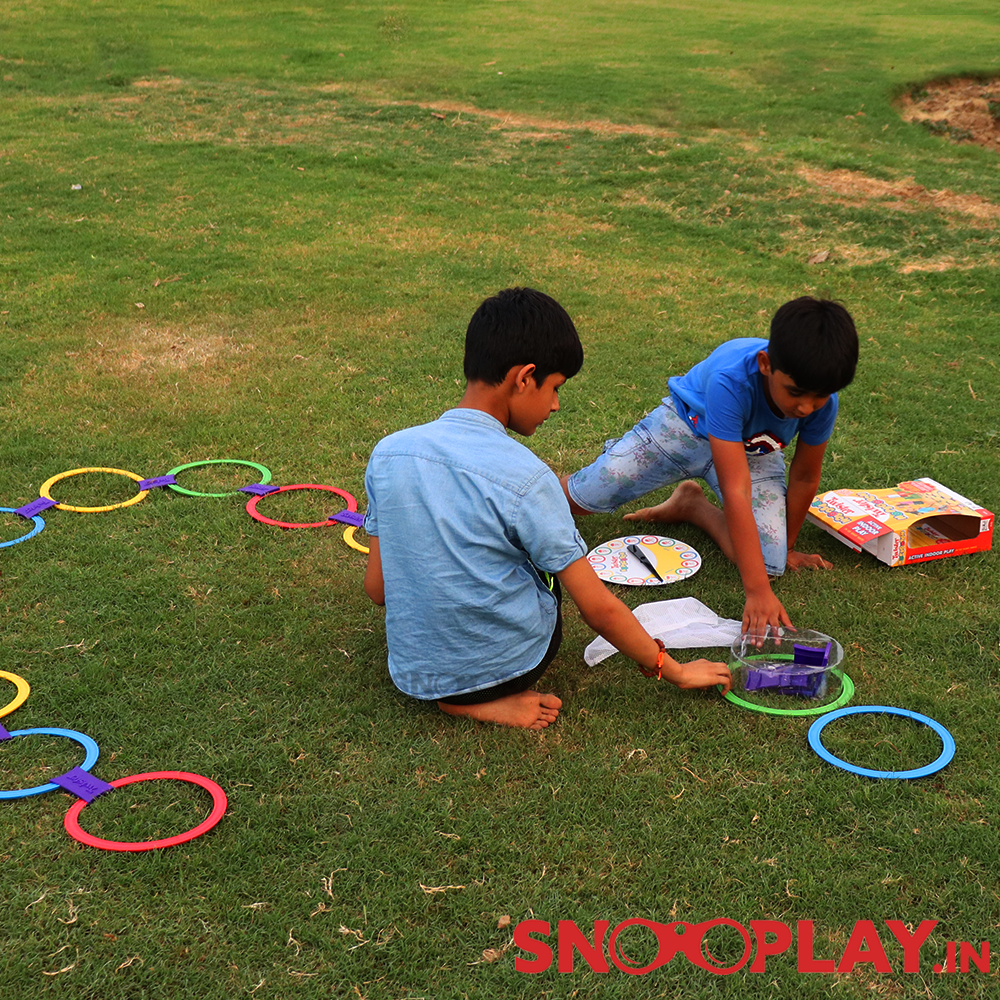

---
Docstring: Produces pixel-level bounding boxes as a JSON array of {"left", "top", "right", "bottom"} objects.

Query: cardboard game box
[{"left": 807, "top": 478, "right": 993, "bottom": 567}]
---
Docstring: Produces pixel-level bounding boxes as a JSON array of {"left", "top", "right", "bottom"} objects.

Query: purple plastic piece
[
  {"left": 14, "top": 497, "right": 58, "bottom": 518},
  {"left": 0, "top": 724, "right": 12, "bottom": 740},
  {"left": 239, "top": 483, "right": 280, "bottom": 496},
  {"left": 329, "top": 510, "right": 365, "bottom": 527},
  {"left": 793, "top": 642, "right": 831, "bottom": 667},
  {"left": 745, "top": 668, "right": 827, "bottom": 698},
  {"left": 137, "top": 475, "right": 178, "bottom": 490},
  {"left": 51, "top": 767, "right": 115, "bottom": 803}
]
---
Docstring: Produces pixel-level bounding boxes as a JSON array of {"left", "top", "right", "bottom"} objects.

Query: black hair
[
  {"left": 767, "top": 296, "right": 858, "bottom": 395},
  {"left": 464, "top": 287, "right": 584, "bottom": 386}
]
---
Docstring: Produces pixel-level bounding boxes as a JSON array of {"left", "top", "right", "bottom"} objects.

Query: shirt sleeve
[
  {"left": 798, "top": 394, "right": 839, "bottom": 446},
  {"left": 512, "top": 468, "right": 588, "bottom": 573},
  {"left": 362, "top": 460, "right": 379, "bottom": 536}
]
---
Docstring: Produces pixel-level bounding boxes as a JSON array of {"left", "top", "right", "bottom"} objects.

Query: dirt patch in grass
[
  {"left": 795, "top": 165, "right": 1000, "bottom": 222},
  {"left": 407, "top": 99, "right": 677, "bottom": 139},
  {"left": 899, "top": 76, "right": 1000, "bottom": 154},
  {"left": 68, "top": 323, "right": 258, "bottom": 381}
]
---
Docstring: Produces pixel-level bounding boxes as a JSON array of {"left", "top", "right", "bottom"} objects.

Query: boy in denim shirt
[{"left": 363, "top": 288, "right": 730, "bottom": 730}]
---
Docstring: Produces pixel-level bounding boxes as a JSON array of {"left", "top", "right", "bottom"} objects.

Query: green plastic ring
[
  {"left": 722, "top": 664, "right": 855, "bottom": 717},
  {"left": 166, "top": 460, "right": 272, "bottom": 498}
]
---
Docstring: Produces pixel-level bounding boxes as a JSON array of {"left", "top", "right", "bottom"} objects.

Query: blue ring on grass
[
  {"left": 0, "top": 507, "right": 45, "bottom": 549},
  {"left": 807, "top": 706, "right": 955, "bottom": 780},
  {"left": 0, "top": 728, "right": 100, "bottom": 799}
]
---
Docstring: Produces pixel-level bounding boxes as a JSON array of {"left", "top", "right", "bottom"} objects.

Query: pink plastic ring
[
  {"left": 245, "top": 484, "right": 357, "bottom": 529},
  {"left": 63, "top": 771, "right": 227, "bottom": 852}
]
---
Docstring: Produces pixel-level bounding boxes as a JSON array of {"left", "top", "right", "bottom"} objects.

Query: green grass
[{"left": 2, "top": 2, "right": 1000, "bottom": 998}]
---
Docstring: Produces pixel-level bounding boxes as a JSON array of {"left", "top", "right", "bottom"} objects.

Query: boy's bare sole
[
  {"left": 623, "top": 479, "right": 707, "bottom": 524},
  {"left": 438, "top": 690, "right": 563, "bottom": 730}
]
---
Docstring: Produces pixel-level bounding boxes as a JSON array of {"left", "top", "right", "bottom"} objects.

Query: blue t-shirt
[
  {"left": 667, "top": 338, "right": 838, "bottom": 455},
  {"left": 364, "top": 408, "right": 587, "bottom": 700}
]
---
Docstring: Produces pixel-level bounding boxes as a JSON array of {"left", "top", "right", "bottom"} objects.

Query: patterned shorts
[{"left": 566, "top": 397, "right": 789, "bottom": 575}]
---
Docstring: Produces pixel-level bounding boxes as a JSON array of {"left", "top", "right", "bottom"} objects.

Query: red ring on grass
[
  {"left": 63, "top": 771, "right": 227, "bottom": 852},
  {"left": 245, "top": 484, "right": 357, "bottom": 529}
]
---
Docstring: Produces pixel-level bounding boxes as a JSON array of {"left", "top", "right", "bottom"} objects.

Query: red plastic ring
[
  {"left": 63, "top": 771, "right": 227, "bottom": 852},
  {"left": 245, "top": 484, "right": 357, "bottom": 529}
]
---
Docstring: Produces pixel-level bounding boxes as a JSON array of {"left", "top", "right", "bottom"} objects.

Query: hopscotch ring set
[
  {"left": 1, "top": 464, "right": 958, "bottom": 853},
  {"left": 1, "top": 459, "right": 369, "bottom": 851},
  {"left": 1, "top": 671, "right": 226, "bottom": 852},
  {"left": 2, "top": 459, "right": 370, "bottom": 552}
]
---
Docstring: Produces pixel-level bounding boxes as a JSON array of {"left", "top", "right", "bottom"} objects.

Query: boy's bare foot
[
  {"left": 438, "top": 690, "right": 562, "bottom": 730},
  {"left": 623, "top": 479, "right": 706, "bottom": 524}
]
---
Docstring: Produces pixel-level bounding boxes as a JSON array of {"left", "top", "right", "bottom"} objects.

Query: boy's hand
[
  {"left": 742, "top": 586, "right": 792, "bottom": 641},
  {"left": 662, "top": 657, "right": 732, "bottom": 694},
  {"left": 786, "top": 550, "right": 833, "bottom": 571}
]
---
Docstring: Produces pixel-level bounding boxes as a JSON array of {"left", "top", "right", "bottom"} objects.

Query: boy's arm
[
  {"left": 785, "top": 440, "right": 833, "bottom": 571},
  {"left": 363, "top": 536, "right": 386, "bottom": 606},
  {"left": 556, "top": 557, "right": 731, "bottom": 693},
  {"left": 709, "top": 435, "right": 791, "bottom": 635}
]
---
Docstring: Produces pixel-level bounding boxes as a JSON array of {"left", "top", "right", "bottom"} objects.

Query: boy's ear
[
  {"left": 757, "top": 350, "right": 773, "bottom": 377},
  {"left": 510, "top": 363, "right": 537, "bottom": 392}
]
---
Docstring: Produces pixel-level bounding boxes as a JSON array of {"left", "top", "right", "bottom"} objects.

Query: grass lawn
[{"left": 2, "top": 2, "right": 999, "bottom": 997}]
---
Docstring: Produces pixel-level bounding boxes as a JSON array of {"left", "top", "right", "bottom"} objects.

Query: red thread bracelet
[{"left": 639, "top": 639, "right": 667, "bottom": 679}]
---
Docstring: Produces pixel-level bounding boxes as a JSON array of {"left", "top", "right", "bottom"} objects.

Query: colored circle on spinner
[
  {"left": 723, "top": 668, "right": 855, "bottom": 717},
  {"left": 0, "top": 728, "right": 100, "bottom": 799},
  {"left": 39, "top": 468, "right": 148, "bottom": 513},
  {"left": 0, "top": 670, "right": 31, "bottom": 719},
  {"left": 246, "top": 484, "right": 357, "bottom": 529},
  {"left": 166, "top": 459, "right": 273, "bottom": 498},
  {"left": 641, "top": 536, "right": 658, "bottom": 545},
  {"left": 807, "top": 705, "right": 955, "bottom": 780},
  {"left": 64, "top": 771, "right": 227, "bottom": 851},
  {"left": 0, "top": 507, "right": 45, "bottom": 549}
]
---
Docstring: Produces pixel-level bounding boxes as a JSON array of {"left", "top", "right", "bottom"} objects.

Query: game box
[{"left": 806, "top": 478, "right": 993, "bottom": 567}]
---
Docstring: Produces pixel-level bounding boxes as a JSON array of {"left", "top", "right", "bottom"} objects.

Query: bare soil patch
[
  {"left": 795, "top": 165, "right": 1000, "bottom": 221},
  {"left": 409, "top": 99, "right": 677, "bottom": 139},
  {"left": 898, "top": 76, "right": 1000, "bottom": 154}
]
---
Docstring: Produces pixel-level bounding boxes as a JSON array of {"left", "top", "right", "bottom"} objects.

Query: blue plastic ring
[
  {"left": 0, "top": 727, "right": 101, "bottom": 799},
  {"left": 0, "top": 507, "right": 45, "bottom": 549},
  {"left": 808, "top": 705, "right": 956, "bottom": 780}
]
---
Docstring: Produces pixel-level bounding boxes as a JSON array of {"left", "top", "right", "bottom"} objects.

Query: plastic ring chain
[
  {"left": 39, "top": 468, "right": 149, "bottom": 513},
  {"left": 63, "top": 771, "right": 228, "bottom": 852}
]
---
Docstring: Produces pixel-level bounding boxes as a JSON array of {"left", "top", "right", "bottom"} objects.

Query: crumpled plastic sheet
[{"left": 584, "top": 597, "right": 743, "bottom": 666}]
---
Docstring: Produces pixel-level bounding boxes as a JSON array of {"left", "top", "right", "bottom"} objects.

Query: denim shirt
[{"left": 364, "top": 408, "right": 587, "bottom": 700}]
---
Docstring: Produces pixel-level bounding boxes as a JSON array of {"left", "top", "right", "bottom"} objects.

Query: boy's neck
[{"left": 456, "top": 379, "right": 513, "bottom": 428}]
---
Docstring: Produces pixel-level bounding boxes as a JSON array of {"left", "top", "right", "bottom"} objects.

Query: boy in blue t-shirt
[
  {"left": 563, "top": 297, "right": 858, "bottom": 637},
  {"left": 363, "top": 288, "right": 731, "bottom": 730}
]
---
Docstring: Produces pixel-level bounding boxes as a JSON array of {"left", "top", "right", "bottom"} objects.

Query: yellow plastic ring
[
  {"left": 39, "top": 468, "right": 149, "bottom": 513},
  {"left": 343, "top": 526, "right": 369, "bottom": 554},
  {"left": 0, "top": 670, "right": 30, "bottom": 719}
]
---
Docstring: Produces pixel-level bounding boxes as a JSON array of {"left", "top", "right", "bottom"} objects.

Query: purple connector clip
[
  {"left": 239, "top": 483, "right": 280, "bottom": 496},
  {"left": 137, "top": 475, "right": 178, "bottom": 490},
  {"left": 329, "top": 510, "right": 365, "bottom": 527},
  {"left": 14, "top": 497, "right": 58, "bottom": 518},
  {"left": 793, "top": 642, "right": 831, "bottom": 667},
  {"left": 0, "top": 724, "right": 12, "bottom": 740},
  {"left": 745, "top": 669, "right": 828, "bottom": 698},
  {"left": 51, "top": 767, "right": 115, "bottom": 803}
]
